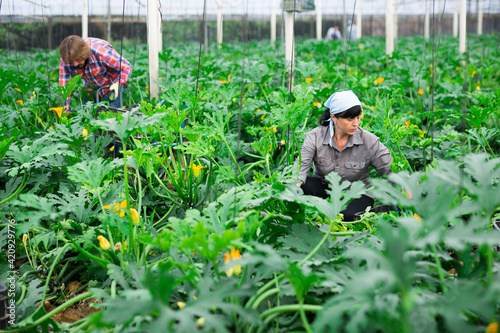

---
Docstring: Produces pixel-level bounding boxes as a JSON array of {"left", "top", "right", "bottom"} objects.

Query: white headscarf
[{"left": 324, "top": 90, "right": 361, "bottom": 147}]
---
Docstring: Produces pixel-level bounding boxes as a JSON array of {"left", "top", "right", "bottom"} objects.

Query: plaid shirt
[{"left": 59, "top": 37, "right": 131, "bottom": 106}]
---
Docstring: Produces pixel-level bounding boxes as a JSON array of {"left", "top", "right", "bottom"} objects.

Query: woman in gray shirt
[{"left": 298, "top": 90, "right": 393, "bottom": 220}]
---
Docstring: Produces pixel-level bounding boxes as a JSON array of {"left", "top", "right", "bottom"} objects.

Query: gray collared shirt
[{"left": 298, "top": 126, "right": 393, "bottom": 188}]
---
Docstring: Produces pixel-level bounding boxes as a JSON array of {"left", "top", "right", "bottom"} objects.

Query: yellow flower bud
[
  {"left": 196, "top": 317, "right": 205, "bottom": 329},
  {"left": 97, "top": 235, "right": 111, "bottom": 251},
  {"left": 130, "top": 208, "right": 139, "bottom": 225},
  {"left": 177, "top": 302, "right": 186, "bottom": 309}
]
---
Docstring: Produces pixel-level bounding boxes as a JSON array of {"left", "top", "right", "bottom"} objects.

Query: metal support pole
[
  {"left": 357, "top": 0, "right": 362, "bottom": 39},
  {"left": 477, "top": 0, "right": 483, "bottom": 35},
  {"left": 424, "top": 0, "right": 430, "bottom": 41},
  {"left": 285, "top": 11, "right": 294, "bottom": 76},
  {"left": 316, "top": 0, "right": 322, "bottom": 40},
  {"left": 147, "top": 0, "right": 160, "bottom": 100},
  {"left": 271, "top": 0, "right": 276, "bottom": 45},
  {"left": 459, "top": 0, "right": 466, "bottom": 53},
  {"left": 385, "top": 0, "right": 394, "bottom": 55},
  {"left": 107, "top": 0, "right": 111, "bottom": 41},
  {"left": 217, "top": 0, "right": 223, "bottom": 48},
  {"left": 82, "top": 0, "right": 88, "bottom": 38}
]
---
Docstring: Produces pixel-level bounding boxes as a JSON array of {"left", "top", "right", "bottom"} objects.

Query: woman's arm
[{"left": 297, "top": 130, "right": 318, "bottom": 184}]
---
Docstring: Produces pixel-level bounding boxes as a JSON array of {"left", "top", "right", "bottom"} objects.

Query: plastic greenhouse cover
[{"left": 1, "top": 0, "right": 499, "bottom": 18}]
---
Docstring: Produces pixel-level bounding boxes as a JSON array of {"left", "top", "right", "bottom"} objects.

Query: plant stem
[
  {"left": 298, "top": 298, "right": 313, "bottom": 333},
  {"left": 222, "top": 137, "right": 246, "bottom": 184},
  {"left": 251, "top": 288, "right": 280, "bottom": 309},
  {"left": 430, "top": 243, "right": 448, "bottom": 293},
  {"left": 11, "top": 292, "right": 93, "bottom": 333},
  {"left": 260, "top": 304, "right": 322, "bottom": 321},
  {"left": 0, "top": 172, "right": 28, "bottom": 205},
  {"left": 298, "top": 218, "right": 335, "bottom": 267},
  {"left": 41, "top": 243, "right": 71, "bottom": 303}
]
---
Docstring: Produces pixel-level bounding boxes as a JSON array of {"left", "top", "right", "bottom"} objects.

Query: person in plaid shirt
[{"left": 59, "top": 35, "right": 131, "bottom": 110}]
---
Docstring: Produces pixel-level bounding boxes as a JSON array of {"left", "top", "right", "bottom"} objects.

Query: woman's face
[{"left": 332, "top": 114, "right": 361, "bottom": 136}]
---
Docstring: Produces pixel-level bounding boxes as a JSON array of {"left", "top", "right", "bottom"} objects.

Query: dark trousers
[{"left": 302, "top": 176, "right": 374, "bottom": 221}]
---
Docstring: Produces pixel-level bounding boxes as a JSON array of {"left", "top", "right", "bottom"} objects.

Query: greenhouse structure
[{"left": 1, "top": 0, "right": 499, "bottom": 332}]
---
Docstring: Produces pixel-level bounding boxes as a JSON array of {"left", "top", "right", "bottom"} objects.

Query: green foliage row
[{"left": 0, "top": 35, "right": 499, "bottom": 332}]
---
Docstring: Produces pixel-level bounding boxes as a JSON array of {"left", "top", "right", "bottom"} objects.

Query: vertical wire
[
  {"left": 118, "top": 0, "right": 126, "bottom": 92},
  {"left": 342, "top": 0, "right": 358, "bottom": 89},
  {"left": 7, "top": 0, "right": 20, "bottom": 74},
  {"left": 194, "top": 0, "right": 207, "bottom": 101},
  {"left": 233, "top": 0, "right": 250, "bottom": 222},
  {"left": 40, "top": 0, "right": 52, "bottom": 108},
  {"left": 429, "top": 0, "right": 436, "bottom": 162},
  {"left": 131, "top": 0, "right": 142, "bottom": 81},
  {"left": 285, "top": 0, "right": 298, "bottom": 167}
]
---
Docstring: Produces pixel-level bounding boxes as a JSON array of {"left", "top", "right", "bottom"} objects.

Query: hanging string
[
  {"left": 342, "top": 0, "right": 357, "bottom": 89},
  {"left": 237, "top": 0, "right": 249, "bottom": 160},
  {"left": 284, "top": 0, "right": 298, "bottom": 167},
  {"left": 118, "top": 0, "right": 126, "bottom": 91},
  {"left": 130, "top": 0, "right": 142, "bottom": 88},
  {"left": 40, "top": 0, "right": 52, "bottom": 109},
  {"left": 194, "top": 0, "right": 207, "bottom": 102},
  {"left": 6, "top": 0, "right": 20, "bottom": 74},
  {"left": 288, "top": 0, "right": 297, "bottom": 103},
  {"left": 233, "top": 0, "right": 250, "bottom": 222},
  {"left": 429, "top": 0, "right": 437, "bottom": 162}
]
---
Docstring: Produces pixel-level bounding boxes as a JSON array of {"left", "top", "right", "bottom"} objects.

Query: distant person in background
[
  {"left": 346, "top": 19, "right": 358, "bottom": 42},
  {"left": 58, "top": 35, "right": 131, "bottom": 110},
  {"left": 325, "top": 25, "right": 342, "bottom": 41}
]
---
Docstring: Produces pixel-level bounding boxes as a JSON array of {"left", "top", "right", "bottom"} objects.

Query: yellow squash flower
[
  {"left": 305, "top": 77, "right": 313, "bottom": 82},
  {"left": 16, "top": 100, "right": 23, "bottom": 105},
  {"left": 50, "top": 107, "right": 64, "bottom": 118},
  {"left": 219, "top": 80, "right": 227, "bottom": 84},
  {"left": 97, "top": 235, "right": 111, "bottom": 251},
  {"left": 405, "top": 120, "right": 410, "bottom": 127},
  {"left": 486, "top": 322, "right": 498, "bottom": 333},
  {"left": 376, "top": 77, "right": 384, "bottom": 84},
  {"left": 15, "top": 87, "right": 21, "bottom": 92},
  {"left": 418, "top": 89, "right": 424, "bottom": 95},
  {"left": 190, "top": 164, "right": 205, "bottom": 177},
  {"left": 313, "top": 102, "right": 322, "bottom": 108},
  {"left": 177, "top": 302, "right": 186, "bottom": 309},
  {"left": 471, "top": 70, "right": 476, "bottom": 77},
  {"left": 103, "top": 200, "right": 128, "bottom": 217},
  {"left": 224, "top": 248, "right": 242, "bottom": 277}
]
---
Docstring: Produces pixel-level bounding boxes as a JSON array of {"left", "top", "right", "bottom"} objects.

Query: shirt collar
[{"left": 321, "top": 126, "right": 363, "bottom": 147}]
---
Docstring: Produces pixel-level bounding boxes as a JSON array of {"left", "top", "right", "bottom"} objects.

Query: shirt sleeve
[
  {"left": 298, "top": 130, "right": 318, "bottom": 183},
  {"left": 369, "top": 137, "right": 393, "bottom": 177},
  {"left": 101, "top": 45, "right": 131, "bottom": 86}
]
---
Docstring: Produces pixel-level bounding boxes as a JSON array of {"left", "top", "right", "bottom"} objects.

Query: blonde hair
[{"left": 59, "top": 35, "right": 91, "bottom": 64}]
